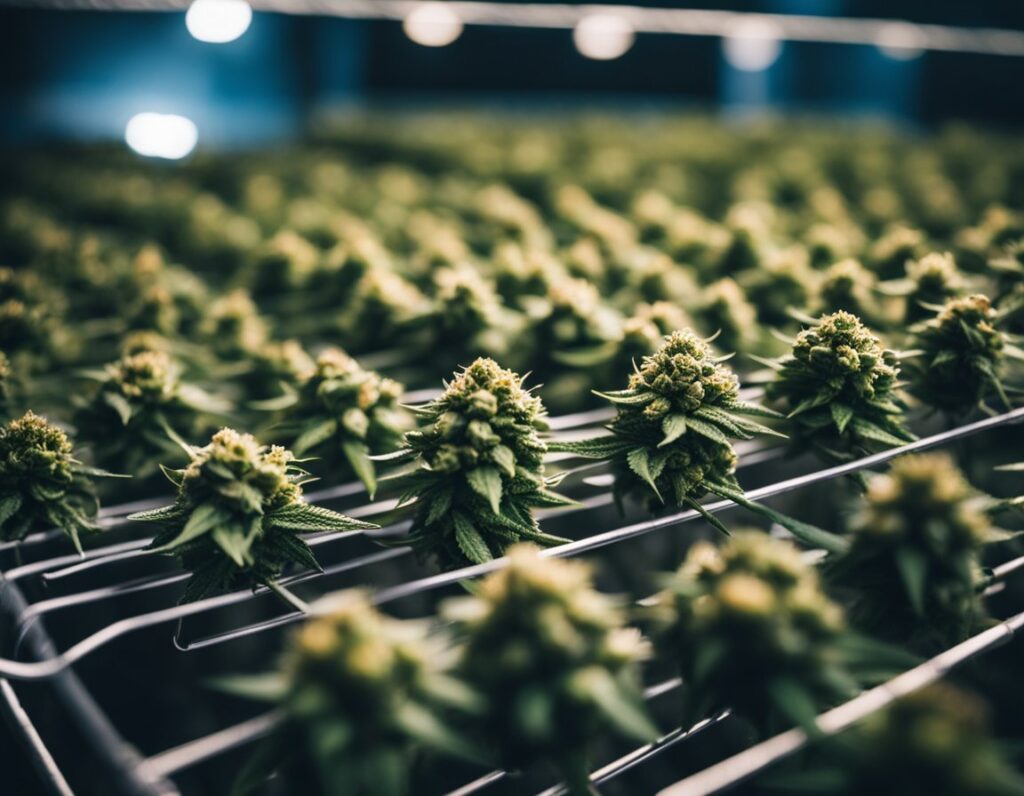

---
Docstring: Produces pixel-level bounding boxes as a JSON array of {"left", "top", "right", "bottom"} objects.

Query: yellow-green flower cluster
[
  {"left": 394, "top": 358, "right": 572, "bottom": 569},
  {"left": 652, "top": 533, "right": 851, "bottom": 731},
  {"left": 444, "top": 544, "right": 656, "bottom": 794},
  {"left": 130, "top": 428, "right": 374, "bottom": 601}
]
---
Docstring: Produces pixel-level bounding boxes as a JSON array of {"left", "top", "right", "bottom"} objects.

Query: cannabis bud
[
  {"left": 765, "top": 311, "right": 914, "bottom": 461},
  {"left": 74, "top": 350, "right": 228, "bottom": 482},
  {"left": 898, "top": 251, "right": 965, "bottom": 323},
  {"left": 443, "top": 544, "right": 657, "bottom": 794},
  {"left": 699, "top": 277, "right": 758, "bottom": 355},
  {"left": 830, "top": 453, "right": 1003, "bottom": 649},
  {"left": 200, "top": 289, "right": 269, "bottom": 361},
  {"left": 129, "top": 428, "right": 375, "bottom": 603},
  {"left": 651, "top": 533, "right": 850, "bottom": 732},
  {"left": 820, "top": 684, "right": 1024, "bottom": 796},
  {"left": 275, "top": 592, "right": 479, "bottom": 795},
  {"left": 909, "top": 294, "right": 1022, "bottom": 414},
  {"left": 430, "top": 265, "right": 514, "bottom": 358},
  {"left": 562, "top": 329, "right": 781, "bottom": 516},
  {"left": 243, "top": 339, "right": 315, "bottom": 400},
  {"left": 0, "top": 411, "right": 121, "bottom": 552},
  {"left": 390, "top": 358, "right": 573, "bottom": 570},
  {"left": 816, "top": 259, "right": 878, "bottom": 320},
  {"left": 277, "top": 348, "right": 409, "bottom": 496}
]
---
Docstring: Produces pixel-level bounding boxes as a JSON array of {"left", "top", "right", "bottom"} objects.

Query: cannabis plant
[
  {"left": 129, "top": 428, "right": 375, "bottom": 604},
  {"left": 387, "top": 358, "right": 573, "bottom": 570},
  {"left": 200, "top": 289, "right": 270, "bottom": 362},
  {"left": 270, "top": 348, "right": 409, "bottom": 496},
  {"left": 827, "top": 453, "right": 1010, "bottom": 650},
  {"left": 815, "top": 259, "right": 879, "bottom": 321},
  {"left": 429, "top": 265, "right": 518, "bottom": 360},
  {"left": 221, "top": 591, "right": 481, "bottom": 796},
  {"left": 554, "top": 329, "right": 813, "bottom": 539},
  {"left": 908, "top": 294, "right": 1023, "bottom": 414},
  {"left": 242, "top": 339, "right": 315, "bottom": 401},
  {"left": 772, "top": 684, "right": 1024, "bottom": 796},
  {"left": 443, "top": 544, "right": 657, "bottom": 795},
  {"left": 882, "top": 251, "right": 965, "bottom": 323},
  {"left": 763, "top": 311, "right": 915, "bottom": 462},
  {"left": 74, "top": 350, "right": 229, "bottom": 482},
  {"left": 650, "top": 533, "right": 858, "bottom": 733},
  {"left": 0, "top": 411, "right": 123, "bottom": 552}
]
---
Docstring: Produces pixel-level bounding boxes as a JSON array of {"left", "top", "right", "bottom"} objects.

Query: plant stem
[{"left": 264, "top": 579, "right": 310, "bottom": 613}]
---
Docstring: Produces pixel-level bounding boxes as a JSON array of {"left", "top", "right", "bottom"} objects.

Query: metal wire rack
[{"left": 1, "top": 397, "right": 1022, "bottom": 796}]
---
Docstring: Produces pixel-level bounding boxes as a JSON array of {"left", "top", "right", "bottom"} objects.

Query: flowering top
[
  {"left": 443, "top": 545, "right": 656, "bottom": 790},
  {"left": 830, "top": 453, "right": 1006, "bottom": 649},
  {"left": 74, "top": 350, "right": 227, "bottom": 481},
  {"left": 280, "top": 593, "right": 478, "bottom": 794},
  {"left": 819, "top": 684, "right": 1024, "bottom": 796},
  {"left": 244, "top": 339, "right": 315, "bottom": 400},
  {"left": 391, "top": 358, "right": 572, "bottom": 570},
  {"left": 909, "top": 294, "right": 1022, "bottom": 414},
  {"left": 766, "top": 311, "right": 914, "bottom": 460},
  {"left": 817, "top": 259, "right": 878, "bottom": 320},
  {"left": 130, "top": 428, "right": 375, "bottom": 602},
  {"left": 201, "top": 289, "right": 269, "bottom": 361},
  {"left": 430, "top": 265, "right": 514, "bottom": 358},
  {"left": 275, "top": 348, "right": 408, "bottom": 496},
  {"left": 560, "top": 329, "right": 782, "bottom": 512},
  {"left": 0, "top": 411, "right": 120, "bottom": 552},
  {"left": 220, "top": 591, "right": 480, "bottom": 796},
  {"left": 901, "top": 252, "right": 964, "bottom": 322},
  {"left": 652, "top": 533, "right": 852, "bottom": 732}
]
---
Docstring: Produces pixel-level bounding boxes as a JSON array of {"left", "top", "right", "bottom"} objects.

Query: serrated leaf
[
  {"left": 466, "top": 466, "right": 503, "bottom": 515},
  {"left": 576, "top": 667, "right": 659, "bottom": 743},
  {"left": 627, "top": 447, "right": 662, "bottom": 502},
  {"left": 341, "top": 439, "right": 376, "bottom": 497},
  {"left": 593, "top": 389, "right": 657, "bottom": 407},
  {"left": 158, "top": 503, "right": 229, "bottom": 549},
  {"left": 103, "top": 391, "right": 133, "bottom": 426},
  {"left": 424, "top": 488, "right": 453, "bottom": 525},
  {"left": 659, "top": 415, "right": 687, "bottom": 448},
  {"left": 829, "top": 402, "right": 854, "bottom": 434},
  {"left": 850, "top": 418, "right": 911, "bottom": 448},
  {"left": 292, "top": 419, "right": 338, "bottom": 456},
  {"left": 269, "top": 529, "right": 324, "bottom": 572},
  {"left": 546, "top": 434, "right": 631, "bottom": 459},
  {"left": 127, "top": 504, "right": 184, "bottom": 524},
  {"left": 683, "top": 417, "right": 729, "bottom": 444},
  {"left": 452, "top": 513, "right": 492, "bottom": 563},
  {"left": 393, "top": 701, "right": 482, "bottom": 762},
  {"left": 72, "top": 464, "right": 130, "bottom": 479},
  {"left": 894, "top": 545, "right": 928, "bottom": 616},
  {"left": 489, "top": 444, "right": 517, "bottom": 477},
  {"left": 268, "top": 503, "right": 376, "bottom": 532},
  {"left": 0, "top": 494, "right": 23, "bottom": 528},
  {"left": 766, "top": 678, "right": 821, "bottom": 732},
  {"left": 710, "top": 484, "right": 849, "bottom": 555},
  {"left": 213, "top": 524, "right": 255, "bottom": 567}
]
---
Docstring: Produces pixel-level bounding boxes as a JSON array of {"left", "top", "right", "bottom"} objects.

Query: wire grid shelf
[{"left": 1, "top": 397, "right": 1022, "bottom": 796}]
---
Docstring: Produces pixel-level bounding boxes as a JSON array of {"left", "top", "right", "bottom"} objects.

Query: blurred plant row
[{"left": 1, "top": 115, "right": 1024, "bottom": 794}]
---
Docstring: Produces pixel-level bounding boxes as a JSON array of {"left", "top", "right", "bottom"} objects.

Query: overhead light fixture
[
  {"left": 403, "top": 2, "right": 463, "bottom": 48},
  {"left": 876, "top": 22, "right": 925, "bottom": 61},
  {"left": 574, "top": 13, "right": 635, "bottom": 61},
  {"left": 722, "top": 17, "right": 783, "bottom": 72},
  {"left": 125, "top": 113, "right": 198, "bottom": 160},
  {"left": 186, "top": 0, "right": 253, "bottom": 44}
]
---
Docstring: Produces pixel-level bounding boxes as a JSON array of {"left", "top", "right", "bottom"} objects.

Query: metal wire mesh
[{"left": 1, "top": 401, "right": 1021, "bottom": 796}]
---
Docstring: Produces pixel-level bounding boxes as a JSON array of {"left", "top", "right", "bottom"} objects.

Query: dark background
[{"left": 1, "top": 0, "right": 1024, "bottom": 151}]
